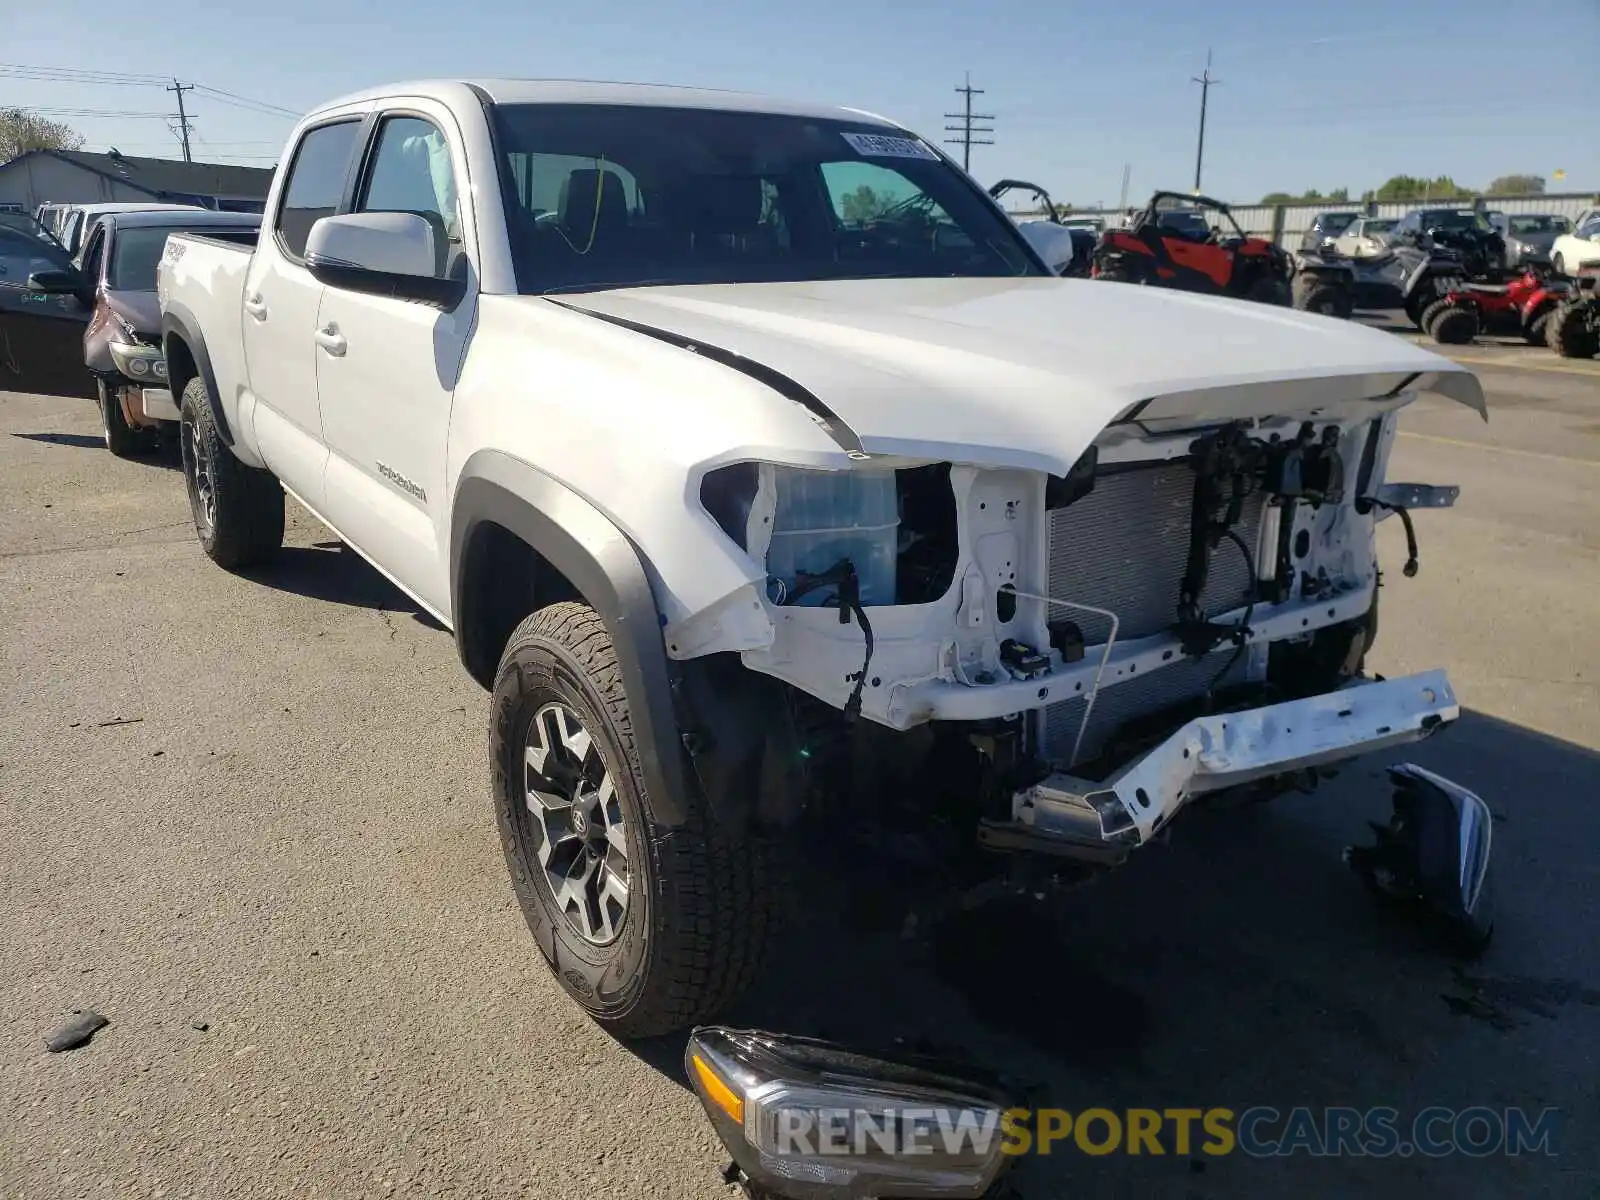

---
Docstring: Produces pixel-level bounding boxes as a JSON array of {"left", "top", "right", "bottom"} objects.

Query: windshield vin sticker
[{"left": 840, "top": 132, "right": 938, "bottom": 161}]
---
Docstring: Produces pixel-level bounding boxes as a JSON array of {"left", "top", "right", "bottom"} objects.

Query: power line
[
  {"left": 942, "top": 72, "right": 994, "bottom": 174},
  {"left": 1191, "top": 49, "right": 1219, "bottom": 192},
  {"left": 167, "top": 79, "right": 195, "bottom": 163},
  {"left": 191, "top": 85, "right": 297, "bottom": 118}
]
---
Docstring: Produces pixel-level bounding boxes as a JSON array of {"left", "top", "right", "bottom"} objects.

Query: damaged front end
[{"left": 681, "top": 370, "right": 1480, "bottom": 874}]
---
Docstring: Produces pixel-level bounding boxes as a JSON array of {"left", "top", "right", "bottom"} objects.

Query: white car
[
  {"left": 10, "top": 78, "right": 1487, "bottom": 1038},
  {"left": 1550, "top": 208, "right": 1600, "bottom": 276},
  {"left": 55, "top": 202, "right": 205, "bottom": 260},
  {"left": 1331, "top": 216, "right": 1398, "bottom": 258}
]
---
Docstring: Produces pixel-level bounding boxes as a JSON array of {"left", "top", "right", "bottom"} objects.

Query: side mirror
[
  {"left": 27, "top": 268, "right": 87, "bottom": 296},
  {"left": 304, "top": 212, "right": 463, "bottom": 307}
]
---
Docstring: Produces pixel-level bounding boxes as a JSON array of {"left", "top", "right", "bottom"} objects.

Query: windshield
[
  {"left": 108, "top": 225, "right": 257, "bottom": 290},
  {"left": 1508, "top": 215, "right": 1562, "bottom": 235},
  {"left": 1366, "top": 219, "right": 1397, "bottom": 234},
  {"left": 1421, "top": 210, "right": 1490, "bottom": 232},
  {"left": 490, "top": 103, "right": 1042, "bottom": 294}
]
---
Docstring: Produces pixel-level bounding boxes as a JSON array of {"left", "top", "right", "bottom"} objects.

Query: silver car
[{"left": 1495, "top": 213, "right": 1572, "bottom": 269}]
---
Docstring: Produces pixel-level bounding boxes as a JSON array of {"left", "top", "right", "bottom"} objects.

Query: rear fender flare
[
  {"left": 161, "top": 302, "right": 235, "bottom": 448},
  {"left": 451, "top": 450, "right": 688, "bottom": 826}
]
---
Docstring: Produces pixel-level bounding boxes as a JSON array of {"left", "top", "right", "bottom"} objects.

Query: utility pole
[
  {"left": 943, "top": 72, "right": 994, "bottom": 173},
  {"left": 1191, "top": 50, "right": 1218, "bottom": 192},
  {"left": 167, "top": 78, "right": 195, "bottom": 163},
  {"left": 1118, "top": 163, "right": 1132, "bottom": 212}
]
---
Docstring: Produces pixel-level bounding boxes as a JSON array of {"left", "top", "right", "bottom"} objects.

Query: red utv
[
  {"left": 1092, "top": 191, "right": 1355, "bottom": 316},
  {"left": 1419, "top": 267, "right": 1570, "bottom": 346}
]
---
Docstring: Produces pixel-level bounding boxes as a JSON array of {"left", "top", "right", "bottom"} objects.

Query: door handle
[
  {"left": 243, "top": 295, "right": 268, "bottom": 320},
  {"left": 314, "top": 324, "right": 347, "bottom": 357}
]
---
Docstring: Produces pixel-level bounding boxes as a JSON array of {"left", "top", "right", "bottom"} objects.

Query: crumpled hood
[
  {"left": 554, "top": 277, "right": 1483, "bottom": 473},
  {"left": 105, "top": 289, "right": 161, "bottom": 338}
]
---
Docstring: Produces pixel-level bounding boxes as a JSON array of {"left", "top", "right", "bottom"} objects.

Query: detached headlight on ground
[
  {"left": 686, "top": 1026, "right": 1017, "bottom": 1200},
  {"left": 108, "top": 341, "right": 167, "bottom": 382}
]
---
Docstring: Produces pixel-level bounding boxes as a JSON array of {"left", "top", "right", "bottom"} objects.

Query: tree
[
  {"left": 840, "top": 184, "right": 889, "bottom": 225},
  {"left": 1259, "top": 186, "right": 1350, "bottom": 205},
  {"left": 0, "top": 108, "right": 85, "bottom": 162},
  {"left": 1373, "top": 174, "right": 1472, "bottom": 202},
  {"left": 1486, "top": 173, "right": 1545, "bottom": 196}
]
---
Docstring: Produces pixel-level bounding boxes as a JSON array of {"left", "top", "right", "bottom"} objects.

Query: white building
[{"left": 0, "top": 149, "right": 273, "bottom": 214}]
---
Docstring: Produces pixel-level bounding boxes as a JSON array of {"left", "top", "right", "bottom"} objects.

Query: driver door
[{"left": 0, "top": 223, "right": 95, "bottom": 399}]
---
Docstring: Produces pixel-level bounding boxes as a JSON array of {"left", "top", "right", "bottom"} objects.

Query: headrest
[
  {"left": 558, "top": 169, "right": 629, "bottom": 232},
  {"left": 666, "top": 174, "right": 763, "bottom": 235}
]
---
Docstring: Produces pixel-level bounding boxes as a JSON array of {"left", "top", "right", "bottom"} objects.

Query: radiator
[{"left": 1039, "top": 463, "right": 1263, "bottom": 768}]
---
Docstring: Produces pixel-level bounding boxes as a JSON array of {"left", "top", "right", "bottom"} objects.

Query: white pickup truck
[{"left": 138, "top": 79, "right": 1486, "bottom": 1037}]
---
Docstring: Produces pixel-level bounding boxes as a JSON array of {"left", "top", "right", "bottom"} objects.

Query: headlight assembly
[
  {"left": 686, "top": 1026, "right": 1018, "bottom": 1200},
  {"left": 108, "top": 340, "right": 166, "bottom": 382}
]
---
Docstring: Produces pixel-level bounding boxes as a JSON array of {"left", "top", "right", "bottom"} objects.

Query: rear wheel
[
  {"left": 97, "top": 379, "right": 159, "bottom": 460},
  {"left": 178, "top": 376, "right": 284, "bottom": 570},
  {"left": 1549, "top": 303, "right": 1600, "bottom": 359},
  {"left": 1428, "top": 303, "right": 1479, "bottom": 345},
  {"left": 492, "top": 602, "right": 776, "bottom": 1038}
]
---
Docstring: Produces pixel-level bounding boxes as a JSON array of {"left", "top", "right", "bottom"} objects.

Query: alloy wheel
[{"left": 523, "top": 702, "right": 631, "bottom": 945}]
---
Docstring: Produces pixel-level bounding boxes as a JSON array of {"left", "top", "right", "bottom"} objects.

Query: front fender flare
[{"left": 451, "top": 450, "right": 688, "bottom": 826}]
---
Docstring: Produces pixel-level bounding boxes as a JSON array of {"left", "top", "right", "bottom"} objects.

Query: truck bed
[{"left": 157, "top": 232, "right": 254, "bottom": 447}]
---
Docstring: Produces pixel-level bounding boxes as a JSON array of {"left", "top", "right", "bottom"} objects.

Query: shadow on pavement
[
  {"left": 629, "top": 709, "right": 1600, "bottom": 1198},
  {"left": 10, "top": 430, "right": 184, "bottom": 471},
  {"left": 242, "top": 542, "right": 446, "bottom": 629}
]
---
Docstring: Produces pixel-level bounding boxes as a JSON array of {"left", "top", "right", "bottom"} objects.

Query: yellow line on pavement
[
  {"left": 1444, "top": 353, "right": 1600, "bottom": 377},
  {"left": 1397, "top": 430, "right": 1600, "bottom": 467}
]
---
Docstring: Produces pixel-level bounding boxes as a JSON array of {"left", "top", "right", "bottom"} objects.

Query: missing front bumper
[{"left": 988, "top": 669, "right": 1458, "bottom": 859}]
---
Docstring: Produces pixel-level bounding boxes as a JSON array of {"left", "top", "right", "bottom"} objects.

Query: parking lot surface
[{"left": 2, "top": 349, "right": 1598, "bottom": 1199}]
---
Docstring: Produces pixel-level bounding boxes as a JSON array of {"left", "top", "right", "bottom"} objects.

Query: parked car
[
  {"left": 54, "top": 202, "right": 204, "bottom": 260},
  {"left": 1496, "top": 214, "right": 1573, "bottom": 269},
  {"left": 0, "top": 79, "right": 1489, "bottom": 1039},
  {"left": 1299, "top": 210, "right": 1362, "bottom": 251},
  {"left": 1390, "top": 208, "right": 1506, "bottom": 278},
  {"left": 1550, "top": 208, "right": 1600, "bottom": 277},
  {"left": 0, "top": 216, "right": 95, "bottom": 398},
  {"left": 1331, "top": 216, "right": 1398, "bottom": 258},
  {"left": 1096, "top": 190, "right": 1356, "bottom": 316},
  {"left": 17, "top": 210, "right": 262, "bottom": 455}
]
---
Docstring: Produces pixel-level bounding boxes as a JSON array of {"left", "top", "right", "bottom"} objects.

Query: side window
[
  {"left": 357, "top": 115, "right": 462, "bottom": 277},
  {"left": 275, "top": 120, "right": 362, "bottom": 260},
  {"left": 81, "top": 225, "right": 107, "bottom": 283}
]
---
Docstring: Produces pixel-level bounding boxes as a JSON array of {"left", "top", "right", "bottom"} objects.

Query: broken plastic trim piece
[{"left": 1346, "top": 763, "right": 1494, "bottom": 956}]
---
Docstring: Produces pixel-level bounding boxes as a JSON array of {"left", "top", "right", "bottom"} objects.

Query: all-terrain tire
[
  {"left": 1522, "top": 308, "right": 1553, "bottom": 346},
  {"left": 491, "top": 602, "right": 776, "bottom": 1038},
  {"left": 1428, "top": 303, "right": 1479, "bottom": 345},
  {"left": 178, "top": 376, "right": 284, "bottom": 570},
  {"left": 1549, "top": 303, "right": 1600, "bottom": 359},
  {"left": 1293, "top": 277, "right": 1353, "bottom": 318},
  {"left": 97, "top": 379, "right": 159, "bottom": 459},
  {"left": 1247, "top": 277, "right": 1292, "bottom": 307}
]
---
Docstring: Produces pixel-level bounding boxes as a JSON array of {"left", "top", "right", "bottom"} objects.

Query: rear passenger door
[
  {"left": 314, "top": 104, "right": 476, "bottom": 617},
  {"left": 241, "top": 116, "right": 365, "bottom": 508}
]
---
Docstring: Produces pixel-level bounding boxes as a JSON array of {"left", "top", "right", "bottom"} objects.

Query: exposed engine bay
[{"left": 688, "top": 388, "right": 1462, "bottom": 873}]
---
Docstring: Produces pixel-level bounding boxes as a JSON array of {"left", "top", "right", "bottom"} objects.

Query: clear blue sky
[{"left": 6, "top": 0, "right": 1597, "bottom": 205}]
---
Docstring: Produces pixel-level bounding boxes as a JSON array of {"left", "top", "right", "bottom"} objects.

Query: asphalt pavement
[{"left": 2, "top": 342, "right": 1597, "bottom": 1199}]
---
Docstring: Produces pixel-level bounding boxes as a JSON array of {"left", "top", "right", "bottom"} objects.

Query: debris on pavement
[{"left": 44, "top": 1010, "right": 109, "bottom": 1052}]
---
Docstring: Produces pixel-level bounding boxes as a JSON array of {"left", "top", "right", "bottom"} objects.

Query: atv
[
  {"left": 1546, "top": 268, "right": 1600, "bottom": 359},
  {"left": 1418, "top": 267, "right": 1571, "bottom": 347},
  {"left": 1093, "top": 191, "right": 1354, "bottom": 316},
  {"left": 988, "top": 179, "right": 1092, "bottom": 277}
]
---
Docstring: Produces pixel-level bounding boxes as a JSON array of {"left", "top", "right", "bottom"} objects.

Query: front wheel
[
  {"left": 1427, "top": 302, "right": 1479, "bottom": 345},
  {"left": 1293, "top": 277, "right": 1353, "bottom": 318},
  {"left": 97, "top": 379, "right": 159, "bottom": 459},
  {"left": 491, "top": 602, "right": 775, "bottom": 1038},
  {"left": 178, "top": 376, "right": 284, "bottom": 570},
  {"left": 1552, "top": 252, "right": 1566, "bottom": 277}
]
